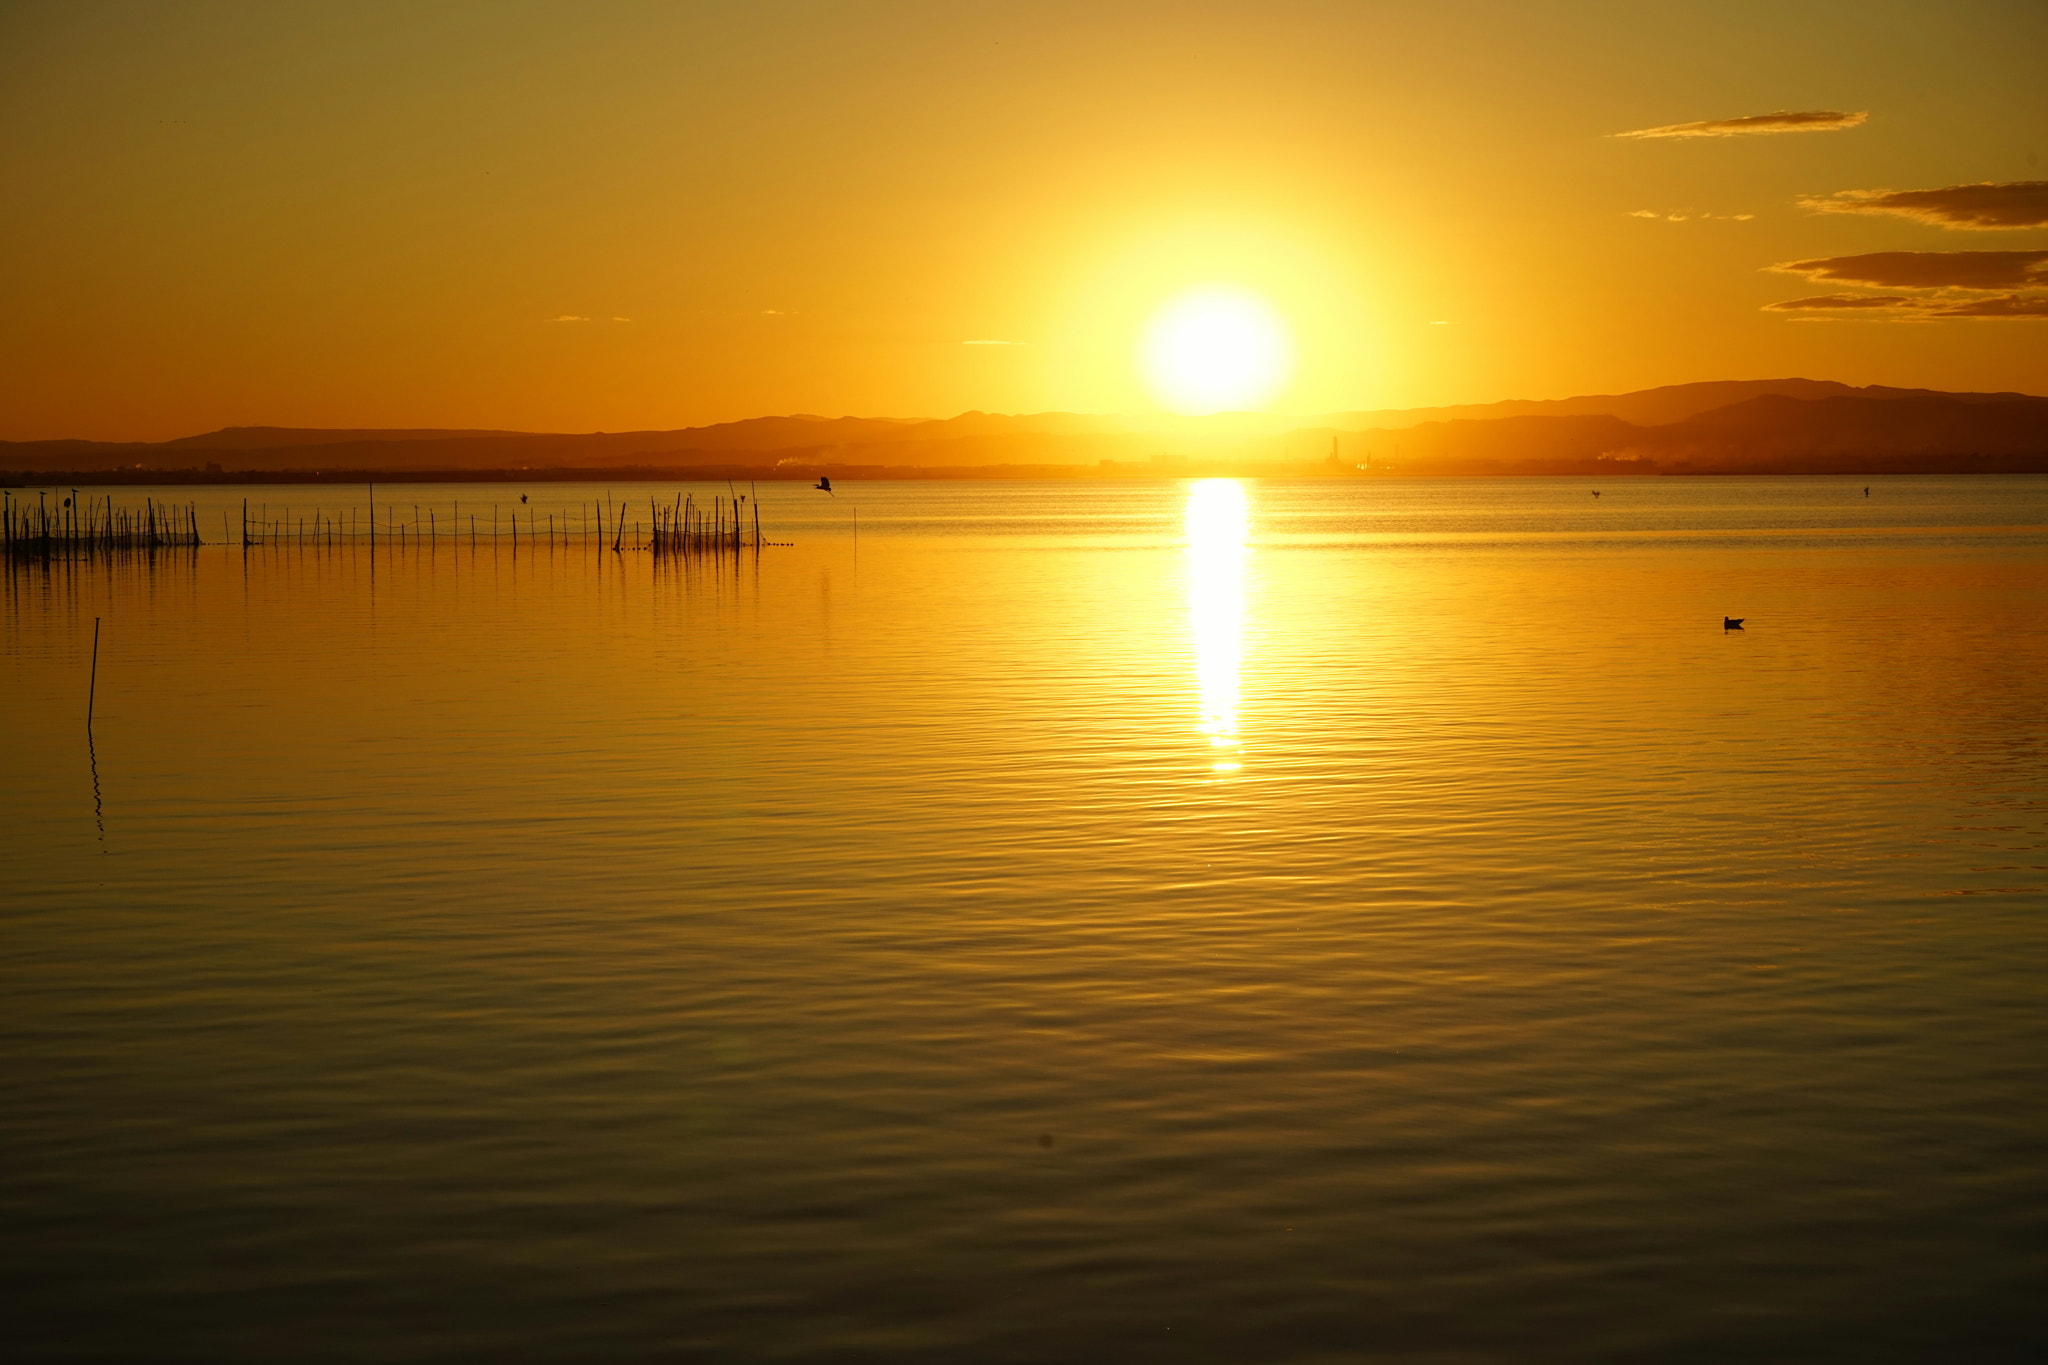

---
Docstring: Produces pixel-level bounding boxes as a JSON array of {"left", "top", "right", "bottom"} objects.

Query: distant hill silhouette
[
  {"left": 155, "top": 426, "right": 532, "bottom": 449},
  {"left": 1323, "top": 378, "right": 2044, "bottom": 431},
  {"left": 1347, "top": 392, "right": 2048, "bottom": 473},
  {"left": 4, "top": 379, "right": 2044, "bottom": 479}
]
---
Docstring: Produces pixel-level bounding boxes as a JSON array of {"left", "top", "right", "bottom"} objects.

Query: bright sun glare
[
  {"left": 1140, "top": 287, "right": 1293, "bottom": 415},
  {"left": 1186, "top": 479, "right": 1248, "bottom": 773}
]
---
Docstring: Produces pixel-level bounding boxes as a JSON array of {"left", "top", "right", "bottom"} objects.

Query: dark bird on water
[
  {"left": 1591, "top": 490, "right": 1601, "bottom": 497},
  {"left": 815, "top": 476, "right": 833, "bottom": 494},
  {"left": 1724, "top": 617, "right": 1745, "bottom": 630},
  {"left": 520, "top": 494, "right": 528, "bottom": 503}
]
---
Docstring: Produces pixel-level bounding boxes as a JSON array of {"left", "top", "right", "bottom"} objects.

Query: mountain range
[{"left": 5, "top": 379, "right": 2045, "bottom": 480}]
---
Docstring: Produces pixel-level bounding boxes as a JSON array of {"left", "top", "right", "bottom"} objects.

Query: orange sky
[{"left": 1, "top": 0, "right": 2043, "bottom": 441}]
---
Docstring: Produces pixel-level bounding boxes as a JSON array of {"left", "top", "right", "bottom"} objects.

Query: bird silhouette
[
  {"left": 1591, "top": 490, "right": 1601, "bottom": 497},
  {"left": 520, "top": 494, "right": 528, "bottom": 503},
  {"left": 815, "top": 476, "right": 833, "bottom": 495},
  {"left": 1724, "top": 617, "right": 1745, "bottom": 630}
]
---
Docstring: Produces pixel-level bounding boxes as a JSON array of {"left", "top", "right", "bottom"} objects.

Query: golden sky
[{"left": 1, "top": 0, "right": 2043, "bottom": 440}]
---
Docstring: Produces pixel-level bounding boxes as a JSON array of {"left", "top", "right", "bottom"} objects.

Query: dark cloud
[
  {"left": 1772, "top": 250, "right": 2048, "bottom": 290},
  {"left": 1762, "top": 295, "right": 1913, "bottom": 311},
  {"left": 1927, "top": 293, "right": 2048, "bottom": 318},
  {"left": 1800, "top": 181, "right": 2048, "bottom": 230},
  {"left": 1615, "top": 110, "right": 1866, "bottom": 140},
  {"left": 1762, "top": 291, "right": 2048, "bottom": 320}
]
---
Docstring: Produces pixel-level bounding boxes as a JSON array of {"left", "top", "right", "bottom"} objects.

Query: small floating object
[
  {"left": 1724, "top": 617, "right": 1745, "bottom": 630},
  {"left": 1591, "top": 490, "right": 1601, "bottom": 497},
  {"left": 814, "top": 476, "right": 833, "bottom": 494}
]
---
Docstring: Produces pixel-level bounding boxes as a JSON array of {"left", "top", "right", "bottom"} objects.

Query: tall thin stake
[{"left": 87, "top": 617, "right": 101, "bottom": 728}]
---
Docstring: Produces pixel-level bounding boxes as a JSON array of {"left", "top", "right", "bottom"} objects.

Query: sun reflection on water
[{"left": 1185, "top": 479, "right": 1248, "bottom": 773}]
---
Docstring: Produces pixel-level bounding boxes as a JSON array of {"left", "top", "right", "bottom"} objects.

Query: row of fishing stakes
[
  {"left": 648, "top": 490, "right": 765, "bottom": 556},
  {"left": 223, "top": 491, "right": 758, "bottom": 552},
  {"left": 227, "top": 496, "right": 701, "bottom": 549},
  {"left": 5, "top": 488, "right": 781, "bottom": 561},
  {"left": 3, "top": 489, "right": 202, "bottom": 562}
]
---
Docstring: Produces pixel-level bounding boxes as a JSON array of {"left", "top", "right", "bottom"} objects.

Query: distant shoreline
[{"left": 5, "top": 459, "right": 2046, "bottom": 487}]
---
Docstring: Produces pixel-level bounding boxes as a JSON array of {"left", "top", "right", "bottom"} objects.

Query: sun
[{"left": 1139, "top": 286, "right": 1293, "bottom": 414}]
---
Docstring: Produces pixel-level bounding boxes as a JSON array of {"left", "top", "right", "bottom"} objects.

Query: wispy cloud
[
  {"left": 1763, "top": 295, "right": 1914, "bottom": 311},
  {"left": 1615, "top": 109, "right": 1866, "bottom": 140},
  {"left": 1772, "top": 250, "right": 2048, "bottom": 290},
  {"left": 1628, "top": 209, "right": 1756, "bottom": 222},
  {"left": 1798, "top": 180, "right": 2048, "bottom": 230},
  {"left": 552, "top": 315, "right": 591, "bottom": 322},
  {"left": 962, "top": 339, "right": 1027, "bottom": 345}
]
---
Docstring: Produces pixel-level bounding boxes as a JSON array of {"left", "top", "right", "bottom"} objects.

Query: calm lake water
[{"left": 5, "top": 476, "right": 2047, "bottom": 1362}]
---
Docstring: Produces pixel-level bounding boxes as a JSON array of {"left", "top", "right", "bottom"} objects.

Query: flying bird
[
  {"left": 1724, "top": 617, "right": 1745, "bottom": 630},
  {"left": 815, "top": 476, "right": 833, "bottom": 495}
]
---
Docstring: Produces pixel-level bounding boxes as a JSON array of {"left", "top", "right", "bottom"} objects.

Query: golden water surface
[{"left": 4, "top": 477, "right": 2046, "bottom": 1363}]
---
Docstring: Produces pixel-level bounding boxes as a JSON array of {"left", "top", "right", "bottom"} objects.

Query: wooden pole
[{"left": 87, "top": 617, "right": 100, "bottom": 727}]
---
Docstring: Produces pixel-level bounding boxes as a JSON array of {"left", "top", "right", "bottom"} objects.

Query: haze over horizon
[{"left": 3, "top": 0, "right": 2043, "bottom": 443}]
